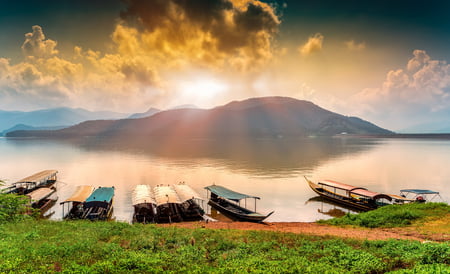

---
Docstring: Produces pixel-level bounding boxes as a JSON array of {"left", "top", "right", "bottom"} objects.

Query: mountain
[
  {"left": 0, "top": 124, "right": 67, "bottom": 136},
  {"left": 128, "top": 108, "right": 160, "bottom": 119},
  {"left": 6, "top": 97, "right": 393, "bottom": 139},
  {"left": 0, "top": 107, "right": 129, "bottom": 133}
]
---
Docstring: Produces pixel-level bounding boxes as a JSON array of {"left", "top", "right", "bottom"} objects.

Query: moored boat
[
  {"left": 2, "top": 170, "right": 58, "bottom": 194},
  {"left": 398, "top": 189, "right": 442, "bottom": 203},
  {"left": 26, "top": 187, "right": 57, "bottom": 215},
  {"left": 204, "top": 185, "right": 274, "bottom": 223},
  {"left": 81, "top": 186, "right": 115, "bottom": 221},
  {"left": 132, "top": 185, "right": 157, "bottom": 223},
  {"left": 305, "top": 176, "right": 392, "bottom": 211},
  {"left": 172, "top": 182, "right": 205, "bottom": 221},
  {"left": 60, "top": 185, "right": 95, "bottom": 219},
  {"left": 153, "top": 185, "right": 183, "bottom": 223}
]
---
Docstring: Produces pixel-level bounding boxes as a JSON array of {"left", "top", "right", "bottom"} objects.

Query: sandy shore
[{"left": 158, "top": 221, "right": 438, "bottom": 241}]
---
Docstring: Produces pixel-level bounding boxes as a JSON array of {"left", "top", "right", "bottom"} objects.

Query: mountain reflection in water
[{"left": 63, "top": 136, "right": 380, "bottom": 178}]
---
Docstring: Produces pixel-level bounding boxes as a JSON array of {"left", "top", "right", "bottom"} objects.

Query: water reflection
[
  {"left": 54, "top": 136, "right": 381, "bottom": 178},
  {"left": 305, "top": 196, "right": 357, "bottom": 217},
  {"left": 1, "top": 136, "right": 449, "bottom": 222}
]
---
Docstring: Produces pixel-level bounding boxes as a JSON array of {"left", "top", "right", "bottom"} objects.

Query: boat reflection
[{"left": 305, "top": 196, "right": 358, "bottom": 218}]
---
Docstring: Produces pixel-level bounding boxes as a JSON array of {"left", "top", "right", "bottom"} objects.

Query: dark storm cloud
[{"left": 120, "top": 0, "right": 280, "bottom": 54}]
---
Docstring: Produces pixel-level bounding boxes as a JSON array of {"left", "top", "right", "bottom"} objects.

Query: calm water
[{"left": 1, "top": 136, "right": 449, "bottom": 222}]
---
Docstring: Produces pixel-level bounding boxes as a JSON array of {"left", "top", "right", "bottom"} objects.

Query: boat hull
[{"left": 208, "top": 198, "right": 273, "bottom": 223}]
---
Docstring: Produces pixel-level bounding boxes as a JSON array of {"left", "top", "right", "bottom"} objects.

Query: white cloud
[{"left": 351, "top": 50, "right": 450, "bottom": 130}]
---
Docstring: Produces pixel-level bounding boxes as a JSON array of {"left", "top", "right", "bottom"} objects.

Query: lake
[{"left": 1, "top": 136, "right": 449, "bottom": 222}]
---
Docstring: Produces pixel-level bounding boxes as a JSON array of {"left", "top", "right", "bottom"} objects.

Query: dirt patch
[{"left": 158, "top": 221, "right": 438, "bottom": 241}]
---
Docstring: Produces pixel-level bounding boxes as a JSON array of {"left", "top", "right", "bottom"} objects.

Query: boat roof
[
  {"left": 85, "top": 187, "right": 115, "bottom": 203},
  {"left": 173, "top": 183, "right": 204, "bottom": 202},
  {"left": 205, "top": 185, "right": 260, "bottom": 202},
  {"left": 400, "top": 189, "right": 440, "bottom": 195},
  {"left": 351, "top": 188, "right": 392, "bottom": 200},
  {"left": 153, "top": 185, "right": 181, "bottom": 205},
  {"left": 61, "top": 185, "right": 95, "bottom": 204},
  {"left": 319, "top": 180, "right": 367, "bottom": 192},
  {"left": 132, "top": 185, "right": 156, "bottom": 206},
  {"left": 15, "top": 170, "right": 58, "bottom": 185},
  {"left": 320, "top": 180, "right": 391, "bottom": 200},
  {"left": 26, "top": 187, "right": 56, "bottom": 202}
]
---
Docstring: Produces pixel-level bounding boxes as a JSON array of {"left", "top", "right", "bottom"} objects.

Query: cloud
[
  {"left": 345, "top": 40, "right": 365, "bottom": 51},
  {"left": 298, "top": 33, "right": 324, "bottom": 56},
  {"left": 352, "top": 50, "right": 450, "bottom": 129},
  {"left": 21, "top": 25, "right": 58, "bottom": 58},
  {"left": 118, "top": 0, "right": 280, "bottom": 71}
]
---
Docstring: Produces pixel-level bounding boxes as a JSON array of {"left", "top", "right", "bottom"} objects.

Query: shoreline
[{"left": 157, "top": 221, "right": 448, "bottom": 242}]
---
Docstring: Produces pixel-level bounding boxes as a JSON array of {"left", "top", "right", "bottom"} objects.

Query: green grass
[
  {"left": 319, "top": 202, "right": 450, "bottom": 228},
  {"left": 0, "top": 219, "right": 449, "bottom": 273}
]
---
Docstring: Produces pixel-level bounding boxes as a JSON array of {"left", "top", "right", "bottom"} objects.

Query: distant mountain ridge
[
  {"left": 0, "top": 107, "right": 129, "bottom": 133},
  {"left": 6, "top": 97, "right": 393, "bottom": 139}
]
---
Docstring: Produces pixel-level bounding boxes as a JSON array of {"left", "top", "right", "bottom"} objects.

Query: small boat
[
  {"left": 81, "top": 186, "right": 115, "bottom": 221},
  {"left": 132, "top": 185, "right": 157, "bottom": 224},
  {"left": 60, "top": 185, "right": 95, "bottom": 219},
  {"left": 2, "top": 170, "right": 58, "bottom": 194},
  {"left": 173, "top": 182, "right": 205, "bottom": 221},
  {"left": 305, "top": 176, "right": 392, "bottom": 211},
  {"left": 26, "top": 187, "right": 57, "bottom": 215},
  {"left": 153, "top": 185, "right": 183, "bottom": 223},
  {"left": 204, "top": 185, "right": 274, "bottom": 223},
  {"left": 399, "top": 189, "right": 442, "bottom": 203}
]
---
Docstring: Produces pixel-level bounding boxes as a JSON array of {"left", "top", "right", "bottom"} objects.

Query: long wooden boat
[
  {"left": 81, "top": 186, "right": 114, "bottom": 221},
  {"left": 132, "top": 185, "right": 157, "bottom": 224},
  {"left": 26, "top": 187, "right": 57, "bottom": 215},
  {"left": 204, "top": 185, "right": 274, "bottom": 223},
  {"left": 2, "top": 170, "right": 58, "bottom": 194},
  {"left": 304, "top": 176, "right": 392, "bottom": 211},
  {"left": 60, "top": 185, "right": 95, "bottom": 219},
  {"left": 173, "top": 182, "right": 205, "bottom": 221},
  {"left": 153, "top": 185, "right": 183, "bottom": 223}
]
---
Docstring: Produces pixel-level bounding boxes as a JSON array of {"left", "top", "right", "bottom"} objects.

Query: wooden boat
[
  {"left": 2, "top": 170, "right": 58, "bottom": 194},
  {"left": 204, "top": 185, "right": 274, "bottom": 223},
  {"left": 305, "top": 176, "right": 392, "bottom": 211},
  {"left": 81, "top": 186, "right": 114, "bottom": 221},
  {"left": 60, "top": 185, "right": 95, "bottom": 219},
  {"left": 132, "top": 185, "right": 157, "bottom": 223},
  {"left": 153, "top": 185, "right": 183, "bottom": 223},
  {"left": 26, "top": 187, "right": 57, "bottom": 215},
  {"left": 172, "top": 182, "right": 205, "bottom": 221}
]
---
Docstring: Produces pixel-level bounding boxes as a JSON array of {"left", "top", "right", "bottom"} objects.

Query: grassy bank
[
  {"left": 320, "top": 202, "right": 450, "bottom": 230},
  {"left": 0, "top": 219, "right": 449, "bottom": 273}
]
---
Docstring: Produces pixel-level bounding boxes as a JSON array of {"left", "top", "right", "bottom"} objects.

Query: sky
[{"left": 1, "top": 0, "right": 450, "bottom": 131}]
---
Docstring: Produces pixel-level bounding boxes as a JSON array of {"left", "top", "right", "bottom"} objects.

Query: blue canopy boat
[
  {"left": 205, "top": 185, "right": 274, "bottom": 223},
  {"left": 82, "top": 186, "right": 115, "bottom": 220},
  {"left": 399, "top": 189, "right": 442, "bottom": 203}
]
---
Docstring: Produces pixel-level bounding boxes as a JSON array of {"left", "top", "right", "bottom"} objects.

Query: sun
[{"left": 175, "top": 75, "right": 228, "bottom": 106}]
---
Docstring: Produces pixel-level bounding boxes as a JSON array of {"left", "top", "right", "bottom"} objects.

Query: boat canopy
[
  {"left": 61, "top": 185, "right": 94, "bottom": 204},
  {"left": 173, "top": 183, "right": 204, "bottom": 202},
  {"left": 205, "top": 185, "right": 260, "bottom": 202},
  {"left": 132, "top": 185, "right": 156, "bottom": 206},
  {"left": 85, "top": 187, "right": 115, "bottom": 203},
  {"left": 351, "top": 188, "right": 392, "bottom": 201},
  {"left": 153, "top": 185, "right": 181, "bottom": 206},
  {"left": 320, "top": 180, "right": 391, "bottom": 201},
  {"left": 26, "top": 187, "right": 56, "bottom": 203},
  {"left": 15, "top": 170, "right": 58, "bottom": 185},
  {"left": 319, "top": 180, "right": 367, "bottom": 192},
  {"left": 400, "top": 189, "right": 439, "bottom": 195}
]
